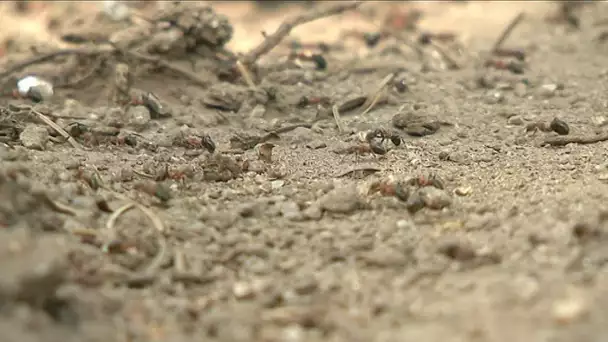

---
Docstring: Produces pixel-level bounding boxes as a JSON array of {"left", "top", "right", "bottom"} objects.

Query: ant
[
  {"left": 365, "top": 128, "right": 402, "bottom": 146},
  {"left": 338, "top": 141, "right": 387, "bottom": 163}
]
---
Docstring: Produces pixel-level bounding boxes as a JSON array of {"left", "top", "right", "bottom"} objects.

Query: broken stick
[
  {"left": 241, "top": 1, "right": 365, "bottom": 66},
  {"left": 542, "top": 133, "right": 608, "bottom": 147},
  {"left": 1, "top": 45, "right": 209, "bottom": 89},
  {"left": 492, "top": 12, "right": 525, "bottom": 52}
]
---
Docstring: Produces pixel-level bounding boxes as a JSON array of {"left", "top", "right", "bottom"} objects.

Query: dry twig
[
  {"left": 1, "top": 45, "right": 210, "bottom": 89},
  {"left": 241, "top": 1, "right": 364, "bottom": 66},
  {"left": 542, "top": 133, "right": 608, "bottom": 146},
  {"left": 29, "top": 107, "right": 84, "bottom": 150},
  {"left": 0, "top": 47, "right": 110, "bottom": 80},
  {"left": 491, "top": 12, "right": 525, "bottom": 52},
  {"left": 332, "top": 104, "right": 345, "bottom": 133},
  {"left": 106, "top": 203, "right": 136, "bottom": 235},
  {"left": 235, "top": 60, "right": 257, "bottom": 89},
  {"left": 122, "top": 50, "right": 210, "bottom": 88},
  {"left": 361, "top": 73, "right": 394, "bottom": 115}
]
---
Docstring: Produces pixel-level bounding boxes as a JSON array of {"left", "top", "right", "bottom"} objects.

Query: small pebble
[
  {"left": 507, "top": 115, "right": 524, "bottom": 126},
  {"left": 19, "top": 124, "right": 49, "bottom": 150},
  {"left": 280, "top": 201, "right": 302, "bottom": 221},
  {"left": 454, "top": 186, "right": 472, "bottom": 196},
  {"left": 552, "top": 295, "right": 588, "bottom": 325},
  {"left": 591, "top": 116, "right": 608, "bottom": 127},
  {"left": 419, "top": 187, "right": 452, "bottom": 210},
  {"left": 396, "top": 219, "right": 415, "bottom": 230},
  {"left": 437, "top": 239, "right": 477, "bottom": 261},
  {"left": 539, "top": 84, "right": 558, "bottom": 98},
  {"left": 233, "top": 282, "right": 255, "bottom": 299},
  {"left": 290, "top": 127, "right": 314, "bottom": 143},
  {"left": 319, "top": 186, "right": 363, "bottom": 214},
  {"left": 514, "top": 82, "right": 527, "bottom": 97},
  {"left": 302, "top": 204, "right": 322, "bottom": 221},
  {"left": 126, "top": 106, "right": 151, "bottom": 131},
  {"left": 405, "top": 190, "right": 425, "bottom": 214}
]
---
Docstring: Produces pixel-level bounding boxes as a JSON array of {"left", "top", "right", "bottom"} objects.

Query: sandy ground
[{"left": 1, "top": 1, "right": 608, "bottom": 342}]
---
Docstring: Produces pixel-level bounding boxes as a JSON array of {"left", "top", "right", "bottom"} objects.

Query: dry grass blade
[
  {"left": 428, "top": 40, "right": 462, "bottom": 70},
  {"left": 143, "top": 234, "right": 168, "bottom": 274},
  {"left": 360, "top": 73, "right": 394, "bottom": 115},
  {"left": 235, "top": 60, "right": 257, "bottom": 89},
  {"left": 0, "top": 47, "right": 110, "bottom": 80},
  {"left": 106, "top": 203, "right": 136, "bottom": 234},
  {"left": 492, "top": 12, "right": 525, "bottom": 52},
  {"left": 123, "top": 50, "right": 210, "bottom": 88},
  {"left": 136, "top": 202, "right": 165, "bottom": 233},
  {"left": 241, "top": 1, "right": 365, "bottom": 66},
  {"left": 30, "top": 108, "right": 84, "bottom": 150},
  {"left": 107, "top": 189, "right": 166, "bottom": 233},
  {"left": 332, "top": 104, "right": 345, "bottom": 133}
]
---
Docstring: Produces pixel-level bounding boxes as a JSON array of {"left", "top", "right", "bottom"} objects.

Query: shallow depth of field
[{"left": 1, "top": 1, "right": 608, "bottom": 341}]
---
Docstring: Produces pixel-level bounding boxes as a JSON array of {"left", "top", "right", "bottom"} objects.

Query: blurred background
[{"left": 0, "top": 0, "right": 558, "bottom": 59}]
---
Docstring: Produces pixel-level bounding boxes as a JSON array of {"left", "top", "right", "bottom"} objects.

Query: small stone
[
  {"left": 290, "top": 127, "right": 314, "bottom": 143},
  {"left": 437, "top": 239, "right": 477, "bottom": 261},
  {"left": 405, "top": 190, "right": 425, "bottom": 214},
  {"left": 514, "top": 82, "right": 527, "bottom": 97},
  {"left": 271, "top": 180, "right": 285, "bottom": 190},
  {"left": 396, "top": 219, "right": 415, "bottom": 230},
  {"left": 179, "top": 95, "right": 192, "bottom": 105},
  {"left": 454, "top": 186, "right": 472, "bottom": 196},
  {"left": 302, "top": 204, "right": 322, "bottom": 220},
  {"left": 126, "top": 106, "right": 151, "bottom": 131},
  {"left": 484, "top": 91, "right": 504, "bottom": 104},
  {"left": 249, "top": 104, "right": 266, "bottom": 118},
  {"left": 539, "top": 84, "right": 558, "bottom": 98},
  {"left": 19, "top": 124, "right": 49, "bottom": 150},
  {"left": 419, "top": 187, "right": 452, "bottom": 210},
  {"left": 591, "top": 116, "right": 608, "bottom": 127},
  {"left": 507, "top": 115, "right": 524, "bottom": 126},
  {"left": 319, "top": 186, "right": 363, "bottom": 214},
  {"left": 280, "top": 201, "right": 302, "bottom": 221},
  {"left": 552, "top": 294, "right": 588, "bottom": 325},
  {"left": 233, "top": 281, "right": 255, "bottom": 299},
  {"left": 306, "top": 140, "right": 327, "bottom": 150}
]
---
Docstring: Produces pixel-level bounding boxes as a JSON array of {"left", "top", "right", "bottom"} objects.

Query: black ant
[{"left": 365, "top": 128, "right": 402, "bottom": 146}]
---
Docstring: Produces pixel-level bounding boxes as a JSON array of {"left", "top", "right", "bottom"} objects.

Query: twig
[
  {"left": 30, "top": 107, "right": 83, "bottom": 150},
  {"left": 143, "top": 234, "right": 168, "bottom": 275},
  {"left": 136, "top": 202, "right": 165, "bottom": 233},
  {"left": 1, "top": 45, "right": 210, "bottom": 89},
  {"left": 235, "top": 60, "right": 257, "bottom": 89},
  {"left": 241, "top": 1, "right": 364, "bottom": 66},
  {"left": 107, "top": 189, "right": 165, "bottom": 233},
  {"left": 42, "top": 197, "right": 79, "bottom": 216},
  {"left": 428, "top": 41, "right": 461, "bottom": 70},
  {"left": 106, "top": 203, "right": 136, "bottom": 235},
  {"left": 492, "top": 12, "right": 525, "bottom": 52},
  {"left": 361, "top": 73, "right": 394, "bottom": 115},
  {"left": 0, "top": 47, "right": 109, "bottom": 80},
  {"left": 542, "top": 133, "right": 608, "bottom": 146},
  {"left": 332, "top": 104, "right": 345, "bottom": 133},
  {"left": 122, "top": 50, "right": 210, "bottom": 88},
  {"left": 335, "top": 165, "right": 382, "bottom": 178},
  {"left": 266, "top": 123, "right": 314, "bottom": 134},
  {"left": 55, "top": 57, "right": 106, "bottom": 89}
]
